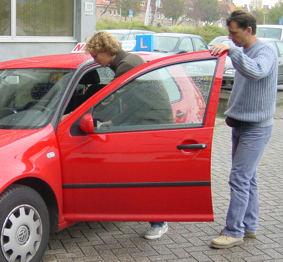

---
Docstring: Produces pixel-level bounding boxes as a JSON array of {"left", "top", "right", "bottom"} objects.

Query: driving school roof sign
[
  {"left": 72, "top": 43, "right": 86, "bottom": 53},
  {"left": 134, "top": 35, "right": 154, "bottom": 52},
  {"left": 72, "top": 34, "right": 154, "bottom": 53}
]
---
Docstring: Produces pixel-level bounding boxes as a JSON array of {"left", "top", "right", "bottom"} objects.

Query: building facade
[
  {"left": 249, "top": 0, "right": 263, "bottom": 10},
  {"left": 0, "top": 0, "right": 96, "bottom": 62}
]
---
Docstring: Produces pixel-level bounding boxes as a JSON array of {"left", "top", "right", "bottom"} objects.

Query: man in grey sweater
[{"left": 210, "top": 10, "right": 278, "bottom": 248}]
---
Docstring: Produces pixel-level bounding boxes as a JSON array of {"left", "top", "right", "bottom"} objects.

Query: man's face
[
  {"left": 91, "top": 51, "right": 114, "bottom": 67},
  {"left": 228, "top": 21, "right": 251, "bottom": 48}
]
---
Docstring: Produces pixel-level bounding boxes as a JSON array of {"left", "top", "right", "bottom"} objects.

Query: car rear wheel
[{"left": 0, "top": 184, "right": 50, "bottom": 262}]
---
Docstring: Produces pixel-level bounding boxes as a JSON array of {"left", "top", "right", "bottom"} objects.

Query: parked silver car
[
  {"left": 208, "top": 36, "right": 283, "bottom": 89},
  {"left": 102, "top": 29, "right": 155, "bottom": 51},
  {"left": 153, "top": 32, "right": 208, "bottom": 54}
]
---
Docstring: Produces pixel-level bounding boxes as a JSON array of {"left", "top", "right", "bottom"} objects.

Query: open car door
[{"left": 57, "top": 51, "right": 226, "bottom": 222}]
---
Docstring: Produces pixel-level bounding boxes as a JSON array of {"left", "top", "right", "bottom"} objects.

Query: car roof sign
[{"left": 72, "top": 43, "right": 86, "bottom": 53}]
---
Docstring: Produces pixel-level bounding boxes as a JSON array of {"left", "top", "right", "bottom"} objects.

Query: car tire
[{"left": 0, "top": 184, "right": 50, "bottom": 262}]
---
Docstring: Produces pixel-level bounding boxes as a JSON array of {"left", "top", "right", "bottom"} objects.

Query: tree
[
  {"left": 0, "top": 1, "right": 10, "bottom": 35},
  {"left": 218, "top": 1, "right": 230, "bottom": 20},
  {"left": 100, "top": 0, "right": 116, "bottom": 17},
  {"left": 265, "top": 2, "right": 283, "bottom": 24},
  {"left": 115, "top": 0, "right": 142, "bottom": 19},
  {"left": 250, "top": 9, "right": 264, "bottom": 25},
  {"left": 185, "top": 0, "right": 220, "bottom": 25},
  {"left": 161, "top": 0, "right": 185, "bottom": 25}
]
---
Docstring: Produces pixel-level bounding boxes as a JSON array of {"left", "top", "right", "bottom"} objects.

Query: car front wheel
[{"left": 0, "top": 184, "right": 50, "bottom": 262}]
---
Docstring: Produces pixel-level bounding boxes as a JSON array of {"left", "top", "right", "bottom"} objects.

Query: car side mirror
[{"left": 79, "top": 113, "right": 95, "bottom": 134}]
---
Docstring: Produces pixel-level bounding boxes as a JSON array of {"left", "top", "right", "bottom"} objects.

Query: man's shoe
[
  {"left": 144, "top": 223, "right": 168, "bottom": 240},
  {"left": 244, "top": 231, "right": 256, "bottom": 239},
  {"left": 211, "top": 235, "right": 244, "bottom": 249}
]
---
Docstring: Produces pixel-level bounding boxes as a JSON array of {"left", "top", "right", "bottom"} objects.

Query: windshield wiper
[{"left": 153, "top": 49, "right": 168, "bottom": 53}]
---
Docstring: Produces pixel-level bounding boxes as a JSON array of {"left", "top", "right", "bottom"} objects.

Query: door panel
[{"left": 57, "top": 51, "right": 226, "bottom": 222}]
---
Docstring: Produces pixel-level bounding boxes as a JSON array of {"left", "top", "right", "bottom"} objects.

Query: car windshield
[
  {"left": 208, "top": 37, "right": 233, "bottom": 47},
  {"left": 209, "top": 37, "right": 226, "bottom": 45},
  {"left": 109, "top": 32, "right": 136, "bottom": 41},
  {"left": 0, "top": 68, "right": 74, "bottom": 129},
  {"left": 154, "top": 36, "right": 179, "bottom": 52},
  {"left": 257, "top": 27, "right": 282, "bottom": 40}
]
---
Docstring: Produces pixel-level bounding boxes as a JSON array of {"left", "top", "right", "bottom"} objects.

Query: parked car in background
[
  {"left": 153, "top": 32, "right": 208, "bottom": 54},
  {"left": 208, "top": 36, "right": 235, "bottom": 89},
  {"left": 266, "top": 38, "right": 283, "bottom": 85},
  {"left": 102, "top": 29, "right": 155, "bottom": 51},
  {"left": 208, "top": 35, "right": 283, "bottom": 89},
  {"left": 257, "top": 24, "right": 283, "bottom": 41},
  {"left": 0, "top": 49, "right": 226, "bottom": 261},
  {"left": 208, "top": 35, "right": 235, "bottom": 48}
]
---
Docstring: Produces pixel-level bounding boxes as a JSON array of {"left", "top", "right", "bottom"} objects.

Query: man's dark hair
[{"left": 226, "top": 10, "right": 257, "bottom": 35}]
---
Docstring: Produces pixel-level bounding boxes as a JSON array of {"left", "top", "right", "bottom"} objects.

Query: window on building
[
  {"left": 0, "top": 0, "right": 73, "bottom": 37},
  {"left": 140, "top": 1, "right": 145, "bottom": 6},
  {"left": 0, "top": 0, "right": 11, "bottom": 35}
]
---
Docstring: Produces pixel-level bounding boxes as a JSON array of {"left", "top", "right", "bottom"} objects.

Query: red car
[{"left": 0, "top": 50, "right": 226, "bottom": 262}]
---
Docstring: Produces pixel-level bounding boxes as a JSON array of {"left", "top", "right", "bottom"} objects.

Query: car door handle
[
  {"left": 176, "top": 112, "right": 185, "bottom": 117},
  {"left": 177, "top": 144, "right": 207, "bottom": 150}
]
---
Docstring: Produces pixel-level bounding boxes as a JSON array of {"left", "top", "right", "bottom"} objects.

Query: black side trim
[{"left": 63, "top": 181, "right": 210, "bottom": 189}]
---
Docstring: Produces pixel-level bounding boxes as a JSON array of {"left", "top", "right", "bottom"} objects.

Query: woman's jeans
[
  {"left": 150, "top": 222, "right": 166, "bottom": 227},
  {"left": 222, "top": 125, "right": 272, "bottom": 238}
]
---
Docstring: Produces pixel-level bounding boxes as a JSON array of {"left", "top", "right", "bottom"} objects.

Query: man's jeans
[{"left": 222, "top": 125, "right": 272, "bottom": 238}]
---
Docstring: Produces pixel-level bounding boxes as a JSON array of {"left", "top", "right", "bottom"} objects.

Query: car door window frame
[{"left": 87, "top": 59, "right": 218, "bottom": 134}]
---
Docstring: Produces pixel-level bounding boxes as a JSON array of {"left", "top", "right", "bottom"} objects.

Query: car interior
[{"left": 64, "top": 70, "right": 106, "bottom": 114}]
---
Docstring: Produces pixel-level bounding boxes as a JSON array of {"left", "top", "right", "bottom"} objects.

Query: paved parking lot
[{"left": 42, "top": 105, "right": 283, "bottom": 262}]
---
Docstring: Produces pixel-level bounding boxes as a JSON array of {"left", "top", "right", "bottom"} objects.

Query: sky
[{"left": 233, "top": 0, "right": 279, "bottom": 8}]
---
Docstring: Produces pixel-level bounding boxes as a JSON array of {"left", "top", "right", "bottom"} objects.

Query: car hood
[
  {"left": 0, "top": 124, "right": 60, "bottom": 192},
  {"left": 0, "top": 125, "right": 56, "bottom": 162},
  {"left": 0, "top": 129, "right": 41, "bottom": 149}
]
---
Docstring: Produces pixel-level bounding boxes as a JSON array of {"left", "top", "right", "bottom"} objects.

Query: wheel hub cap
[
  {"left": 1, "top": 204, "right": 43, "bottom": 262},
  {"left": 16, "top": 225, "right": 29, "bottom": 245}
]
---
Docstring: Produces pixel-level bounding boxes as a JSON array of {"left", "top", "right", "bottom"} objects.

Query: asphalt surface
[{"left": 42, "top": 104, "right": 283, "bottom": 262}]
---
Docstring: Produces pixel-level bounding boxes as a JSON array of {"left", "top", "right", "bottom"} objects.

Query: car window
[
  {"left": 209, "top": 37, "right": 225, "bottom": 46},
  {"left": 109, "top": 33, "right": 127, "bottom": 41},
  {"left": 276, "top": 41, "right": 283, "bottom": 57},
  {"left": 154, "top": 36, "right": 179, "bottom": 52},
  {"left": 64, "top": 68, "right": 114, "bottom": 114},
  {"left": 91, "top": 59, "right": 217, "bottom": 133},
  {"left": 192, "top": 38, "right": 208, "bottom": 51},
  {"left": 159, "top": 69, "right": 181, "bottom": 103},
  {"left": 0, "top": 69, "right": 74, "bottom": 129},
  {"left": 96, "top": 67, "right": 115, "bottom": 85},
  {"left": 105, "top": 31, "right": 153, "bottom": 41},
  {"left": 257, "top": 27, "right": 282, "bottom": 40},
  {"left": 178, "top": 38, "right": 194, "bottom": 52}
]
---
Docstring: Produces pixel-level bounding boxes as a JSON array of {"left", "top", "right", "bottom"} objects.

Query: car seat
[{"left": 65, "top": 70, "right": 105, "bottom": 114}]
